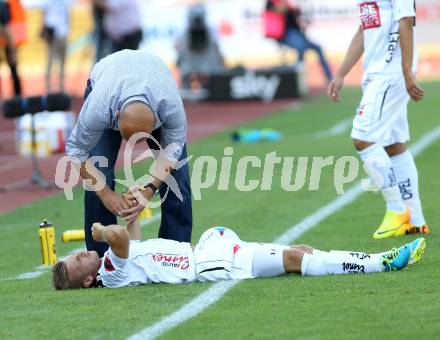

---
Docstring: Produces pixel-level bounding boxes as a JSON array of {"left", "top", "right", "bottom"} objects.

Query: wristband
[{"left": 143, "top": 183, "right": 159, "bottom": 196}]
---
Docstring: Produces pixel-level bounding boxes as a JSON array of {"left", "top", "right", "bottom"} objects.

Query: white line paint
[
  {"left": 313, "top": 118, "right": 352, "bottom": 139},
  {"left": 16, "top": 271, "right": 46, "bottom": 280},
  {"left": 129, "top": 126, "right": 440, "bottom": 340},
  {"left": 0, "top": 214, "right": 161, "bottom": 282},
  {"left": 129, "top": 280, "right": 239, "bottom": 340}
]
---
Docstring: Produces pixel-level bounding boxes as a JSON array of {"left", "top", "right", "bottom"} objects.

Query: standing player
[{"left": 327, "top": 0, "right": 429, "bottom": 238}]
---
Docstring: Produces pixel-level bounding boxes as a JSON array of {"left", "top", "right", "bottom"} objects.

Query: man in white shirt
[
  {"left": 327, "top": 0, "right": 429, "bottom": 239},
  {"left": 52, "top": 223, "right": 425, "bottom": 290}
]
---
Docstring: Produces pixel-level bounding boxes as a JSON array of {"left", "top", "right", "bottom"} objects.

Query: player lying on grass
[{"left": 52, "top": 223, "right": 426, "bottom": 290}]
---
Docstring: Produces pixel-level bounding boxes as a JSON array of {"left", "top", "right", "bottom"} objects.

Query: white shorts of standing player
[{"left": 351, "top": 72, "right": 410, "bottom": 146}]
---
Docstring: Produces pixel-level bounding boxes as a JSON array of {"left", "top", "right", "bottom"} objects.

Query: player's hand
[
  {"left": 98, "top": 188, "right": 130, "bottom": 217},
  {"left": 327, "top": 75, "right": 344, "bottom": 102},
  {"left": 404, "top": 72, "right": 424, "bottom": 101},
  {"left": 123, "top": 192, "right": 138, "bottom": 209},
  {"left": 121, "top": 185, "right": 153, "bottom": 224},
  {"left": 92, "top": 223, "right": 105, "bottom": 242}
]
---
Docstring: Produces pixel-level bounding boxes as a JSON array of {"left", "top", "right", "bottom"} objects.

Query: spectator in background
[
  {"left": 92, "top": 2, "right": 110, "bottom": 61},
  {"left": 41, "top": 0, "right": 72, "bottom": 93},
  {"left": 176, "top": 4, "right": 225, "bottom": 89},
  {"left": 0, "top": 0, "right": 23, "bottom": 97},
  {"left": 93, "top": 0, "right": 142, "bottom": 54},
  {"left": 265, "top": 0, "right": 332, "bottom": 83}
]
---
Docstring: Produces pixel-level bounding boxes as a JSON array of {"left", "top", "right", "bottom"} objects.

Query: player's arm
[
  {"left": 399, "top": 17, "right": 424, "bottom": 101},
  {"left": 327, "top": 26, "right": 364, "bottom": 102},
  {"left": 66, "top": 96, "right": 130, "bottom": 215},
  {"left": 127, "top": 221, "right": 141, "bottom": 241},
  {"left": 92, "top": 223, "right": 129, "bottom": 259}
]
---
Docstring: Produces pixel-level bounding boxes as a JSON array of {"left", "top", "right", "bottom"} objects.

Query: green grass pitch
[{"left": 1, "top": 82, "right": 439, "bottom": 339}]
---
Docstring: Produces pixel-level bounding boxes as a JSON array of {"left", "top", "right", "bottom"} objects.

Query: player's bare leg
[{"left": 282, "top": 248, "right": 305, "bottom": 274}]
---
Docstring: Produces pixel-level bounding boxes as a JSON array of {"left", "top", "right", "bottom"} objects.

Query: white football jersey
[
  {"left": 97, "top": 239, "right": 196, "bottom": 288},
  {"left": 358, "top": 0, "right": 417, "bottom": 74}
]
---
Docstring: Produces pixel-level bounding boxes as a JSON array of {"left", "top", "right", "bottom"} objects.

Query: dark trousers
[
  {"left": 83, "top": 81, "right": 193, "bottom": 257},
  {"left": 111, "top": 29, "right": 143, "bottom": 54},
  {"left": 282, "top": 28, "right": 333, "bottom": 81}
]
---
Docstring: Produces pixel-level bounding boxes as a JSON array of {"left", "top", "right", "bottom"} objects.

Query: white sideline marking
[
  {"left": 0, "top": 215, "right": 161, "bottom": 282},
  {"left": 129, "top": 126, "right": 440, "bottom": 340},
  {"left": 313, "top": 118, "right": 352, "bottom": 139}
]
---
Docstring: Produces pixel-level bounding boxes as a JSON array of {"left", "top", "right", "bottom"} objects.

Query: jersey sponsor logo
[
  {"left": 104, "top": 256, "right": 115, "bottom": 272},
  {"left": 151, "top": 253, "right": 190, "bottom": 270},
  {"left": 359, "top": 2, "right": 381, "bottom": 30}
]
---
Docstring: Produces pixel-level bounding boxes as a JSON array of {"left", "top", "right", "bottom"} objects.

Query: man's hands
[
  {"left": 96, "top": 184, "right": 154, "bottom": 223},
  {"left": 92, "top": 222, "right": 105, "bottom": 242},
  {"left": 120, "top": 185, "right": 156, "bottom": 224},
  {"left": 97, "top": 187, "right": 130, "bottom": 216},
  {"left": 404, "top": 71, "right": 424, "bottom": 101},
  {"left": 327, "top": 75, "right": 344, "bottom": 102}
]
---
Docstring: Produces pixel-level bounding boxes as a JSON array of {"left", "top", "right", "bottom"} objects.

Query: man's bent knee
[
  {"left": 384, "top": 143, "right": 407, "bottom": 157},
  {"left": 290, "top": 244, "right": 313, "bottom": 254},
  {"left": 352, "top": 138, "right": 373, "bottom": 151},
  {"left": 283, "top": 249, "right": 304, "bottom": 274}
]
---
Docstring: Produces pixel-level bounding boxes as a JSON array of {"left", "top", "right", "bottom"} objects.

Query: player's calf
[
  {"left": 282, "top": 248, "right": 305, "bottom": 274},
  {"left": 290, "top": 244, "right": 314, "bottom": 254}
]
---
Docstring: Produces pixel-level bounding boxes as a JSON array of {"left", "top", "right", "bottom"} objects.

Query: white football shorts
[
  {"left": 194, "top": 236, "right": 287, "bottom": 282},
  {"left": 351, "top": 72, "right": 410, "bottom": 146}
]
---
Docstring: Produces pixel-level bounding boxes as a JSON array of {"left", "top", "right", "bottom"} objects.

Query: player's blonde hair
[{"left": 52, "top": 261, "right": 71, "bottom": 290}]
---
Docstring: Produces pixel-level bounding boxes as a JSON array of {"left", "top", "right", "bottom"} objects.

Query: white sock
[
  {"left": 301, "top": 250, "right": 384, "bottom": 276},
  {"left": 359, "top": 144, "right": 406, "bottom": 212},
  {"left": 330, "top": 250, "right": 375, "bottom": 260},
  {"left": 391, "top": 150, "right": 426, "bottom": 226}
]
